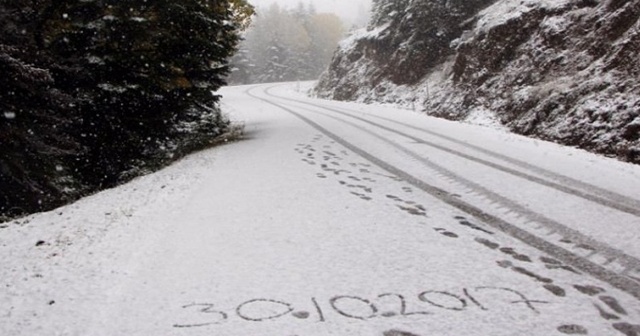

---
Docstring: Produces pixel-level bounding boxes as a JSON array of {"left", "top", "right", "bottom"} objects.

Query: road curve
[{"left": 2, "top": 83, "right": 640, "bottom": 336}]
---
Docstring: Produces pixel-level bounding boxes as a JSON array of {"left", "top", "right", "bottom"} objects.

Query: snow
[
  {"left": 97, "top": 83, "right": 127, "bottom": 93},
  {"left": 540, "top": 16, "right": 570, "bottom": 34},
  {"left": 86, "top": 56, "right": 104, "bottom": 65},
  {"left": 1, "top": 83, "right": 640, "bottom": 335},
  {"left": 464, "top": 106, "right": 507, "bottom": 130},
  {"left": 339, "top": 23, "right": 391, "bottom": 50},
  {"left": 474, "top": 0, "right": 573, "bottom": 34}
]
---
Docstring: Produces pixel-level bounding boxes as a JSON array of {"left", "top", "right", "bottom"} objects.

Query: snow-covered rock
[{"left": 315, "top": 0, "right": 640, "bottom": 164}]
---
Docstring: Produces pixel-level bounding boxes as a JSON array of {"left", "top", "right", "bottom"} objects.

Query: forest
[
  {"left": 0, "top": 0, "right": 254, "bottom": 220},
  {"left": 228, "top": 3, "right": 347, "bottom": 84}
]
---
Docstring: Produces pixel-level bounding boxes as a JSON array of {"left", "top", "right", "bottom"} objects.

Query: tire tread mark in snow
[
  {"left": 371, "top": 114, "right": 640, "bottom": 213},
  {"left": 268, "top": 89, "right": 640, "bottom": 218},
  {"left": 283, "top": 99, "right": 640, "bottom": 279},
  {"left": 346, "top": 112, "right": 640, "bottom": 217},
  {"left": 246, "top": 86, "right": 640, "bottom": 301}
]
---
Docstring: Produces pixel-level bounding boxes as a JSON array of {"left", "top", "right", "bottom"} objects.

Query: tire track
[
  {"left": 267, "top": 89, "right": 640, "bottom": 218},
  {"left": 263, "top": 87, "right": 640, "bottom": 281},
  {"left": 246, "top": 85, "right": 640, "bottom": 301},
  {"left": 278, "top": 98, "right": 640, "bottom": 278},
  {"left": 370, "top": 114, "right": 640, "bottom": 213}
]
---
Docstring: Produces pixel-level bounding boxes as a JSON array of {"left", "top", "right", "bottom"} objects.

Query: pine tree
[
  {"left": 228, "top": 46, "right": 255, "bottom": 85},
  {"left": 40, "top": 0, "right": 245, "bottom": 187},
  {"left": 258, "top": 36, "right": 290, "bottom": 83},
  {"left": 239, "top": 2, "right": 343, "bottom": 83},
  {"left": 370, "top": 0, "right": 409, "bottom": 27},
  {"left": 1, "top": 0, "right": 252, "bottom": 219},
  {"left": 0, "top": 1, "right": 82, "bottom": 219}
]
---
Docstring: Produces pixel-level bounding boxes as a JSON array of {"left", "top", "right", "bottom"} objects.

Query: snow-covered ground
[{"left": 1, "top": 83, "right": 639, "bottom": 336}]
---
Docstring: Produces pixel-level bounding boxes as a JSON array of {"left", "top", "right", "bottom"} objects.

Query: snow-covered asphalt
[{"left": 1, "top": 83, "right": 640, "bottom": 336}]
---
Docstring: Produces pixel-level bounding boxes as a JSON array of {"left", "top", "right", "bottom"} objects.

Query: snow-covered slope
[{"left": 315, "top": 0, "right": 640, "bottom": 164}]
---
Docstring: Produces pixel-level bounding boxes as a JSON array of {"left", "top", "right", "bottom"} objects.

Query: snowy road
[{"left": 2, "top": 83, "right": 640, "bottom": 335}]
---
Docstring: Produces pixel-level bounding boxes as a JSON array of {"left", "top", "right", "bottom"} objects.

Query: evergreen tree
[
  {"left": 0, "top": 1, "right": 82, "bottom": 219},
  {"left": 40, "top": 0, "right": 246, "bottom": 187},
  {"left": 370, "top": 0, "right": 409, "bottom": 27},
  {"left": 235, "top": 2, "right": 344, "bottom": 83},
  {"left": 0, "top": 0, "right": 252, "bottom": 219},
  {"left": 258, "top": 36, "right": 290, "bottom": 82},
  {"left": 227, "top": 46, "right": 255, "bottom": 85}
]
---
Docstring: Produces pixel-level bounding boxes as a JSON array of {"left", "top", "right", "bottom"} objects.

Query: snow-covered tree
[
  {"left": 370, "top": 0, "right": 409, "bottom": 27},
  {"left": 40, "top": 0, "right": 246, "bottom": 187},
  {"left": 231, "top": 2, "right": 344, "bottom": 84},
  {"left": 0, "top": 1, "right": 82, "bottom": 219},
  {"left": 227, "top": 46, "right": 255, "bottom": 85},
  {"left": 0, "top": 0, "right": 252, "bottom": 219},
  {"left": 258, "top": 36, "right": 291, "bottom": 82}
]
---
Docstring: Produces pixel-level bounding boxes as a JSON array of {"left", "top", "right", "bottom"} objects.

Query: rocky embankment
[{"left": 315, "top": 0, "right": 640, "bottom": 163}]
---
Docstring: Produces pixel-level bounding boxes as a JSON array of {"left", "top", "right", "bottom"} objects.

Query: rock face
[
  {"left": 315, "top": 0, "right": 640, "bottom": 163},
  {"left": 316, "top": 0, "right": 495, "bottom": 100}
]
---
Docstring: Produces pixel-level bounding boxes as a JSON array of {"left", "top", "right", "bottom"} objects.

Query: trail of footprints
[
  {"left": 295, "top": 136, "right": 640, "bottom": 336},
  {"left": 296, "top": 136, "right": 427, "bottom": 212},
  {"left": 475, "top": 234, "right": 640, "bottom": 335}
]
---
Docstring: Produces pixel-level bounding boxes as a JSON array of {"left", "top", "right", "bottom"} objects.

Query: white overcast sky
[{"left": 247, "top": 0, "right": 372, "bottom": 24}]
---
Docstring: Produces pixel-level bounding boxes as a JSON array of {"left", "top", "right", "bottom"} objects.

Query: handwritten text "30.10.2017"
[{"left": 174, "top": 287, "right": 548, "bottom": 328}]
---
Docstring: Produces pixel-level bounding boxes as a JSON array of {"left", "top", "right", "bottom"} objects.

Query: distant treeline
[
  {"left": 0, "top": 0, "right": 253, "bottom": 221},
  {"left": 228, "top": 3, "right": 347, "bottom": 84}
]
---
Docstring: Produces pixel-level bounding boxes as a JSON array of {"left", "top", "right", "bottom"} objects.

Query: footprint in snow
[
  {"left": 434, "top": 228, "right": 458, "bottom": 238},
  {"left": 383, "top": 330, "right": 422, "bottom": 336},
  {"left": 557, "top": 324, "right": 588, "bottom": 335}
]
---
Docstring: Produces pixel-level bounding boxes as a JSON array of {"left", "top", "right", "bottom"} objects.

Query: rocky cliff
[{"left": 315, "top": 0, "right": 640, "bottom": 163}]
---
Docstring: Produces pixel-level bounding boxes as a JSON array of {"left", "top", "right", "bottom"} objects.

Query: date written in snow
[{"left": 174, "top": 287, "right": 549, "bottom": 328}]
